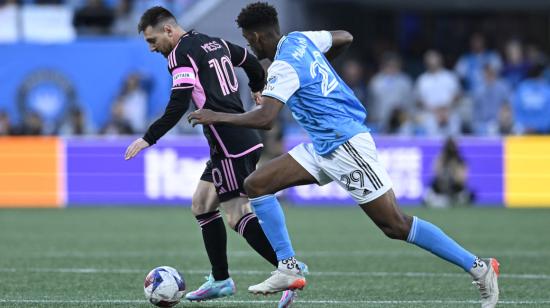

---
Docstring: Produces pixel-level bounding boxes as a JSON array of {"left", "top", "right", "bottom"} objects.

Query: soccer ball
[{"left": 144, "top": 266, "right": 186, "bottom": 307}]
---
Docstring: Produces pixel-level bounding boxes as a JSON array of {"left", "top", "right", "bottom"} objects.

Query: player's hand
[
  {"left": 124, "top": 138, "right": 150, "bottom": 160},
  {"left": 251, "top": 91, "right": 262, "bottom": 105},
  {"left": 187, "top": 109, "right": 219, "bottom": 127}
]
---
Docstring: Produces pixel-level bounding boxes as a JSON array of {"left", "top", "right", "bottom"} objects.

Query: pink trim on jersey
[
  {"left": 224, "top": 159, "right": 237, "bottom": 191},
  {"left": 167, "top": 38, "right": 183, "bottom": 69},
  {"left": 172, "top": 86, "right": 194, "bottom": 90},
  {"left": 208, "top": 124, "right": 264, "bottom": 158},
  {"left": 187, "top": 55, "right": 206, "bottom": 108},
  {"left": 227, "top": 159, "right": 238, "bottom": 190},
  {"left": 237, "top": 48, "right": 248, "bottom": 67},
  {"left": 172, "top": 67, "right": 196, "bottom": 86},
  {"left": 221, "top": 159, "right": 234, "bottom": 191},
  {"left": 221, "top": 39, "right": 231, "bottom": 58}
]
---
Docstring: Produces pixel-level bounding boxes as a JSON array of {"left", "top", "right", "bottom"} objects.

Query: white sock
[
  {"left": 469, "top": 257, "right": 488, "bottom": 279},
  {"left": 278, "top": 256, "right": 300, "bottom": 274}
]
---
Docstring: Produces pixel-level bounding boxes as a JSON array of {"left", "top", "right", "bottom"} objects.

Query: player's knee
[
  {"left": 381, "top": 215, "right": 412, "bottom": 240},
  {"left": 224, "top": 213, "right": 240, "bottom": 230},
  {"left": 243, "top": 175, "right": 264, "bottom": 198},
  {"left": 191, "top": 201, "right": 214, "bottom": 217}
]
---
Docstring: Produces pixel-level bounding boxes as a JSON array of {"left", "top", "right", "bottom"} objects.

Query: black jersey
[{"left": 143, "top": 31, "right": 265, "bottom": 157}]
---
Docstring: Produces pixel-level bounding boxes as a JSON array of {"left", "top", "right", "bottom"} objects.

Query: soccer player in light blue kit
[{"left": 188, "top": 3, "right": 500, "bottom": 307}]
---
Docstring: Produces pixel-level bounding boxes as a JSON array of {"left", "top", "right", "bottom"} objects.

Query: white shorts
[{"left": 289, "top": 132, "right": 393, "bottom": 204}]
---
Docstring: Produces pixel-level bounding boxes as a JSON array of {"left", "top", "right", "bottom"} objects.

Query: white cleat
[
  {"left": 472, "top": 258, "right": 500, "bottom": 308},
  {"left": 248, "top": 269, "right": 306, "bottom": 295}
]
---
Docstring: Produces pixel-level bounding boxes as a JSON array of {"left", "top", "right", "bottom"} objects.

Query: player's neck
[
  {"left": 172, "top": 27, "right": 186, "bottom": 45},
  {"left": 266, "top": 34, "right": 282, "bottom": 61}
]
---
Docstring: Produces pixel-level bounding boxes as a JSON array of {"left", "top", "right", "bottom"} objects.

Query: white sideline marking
[
  {"left": 33, "top": 250, "right": 550, "bottom": 258},
  {"left": 0, "top": 267, "right": 549, "bottom": 280},
  {"left": 0, "top": 299, "right": 549, "bottom": 305}
]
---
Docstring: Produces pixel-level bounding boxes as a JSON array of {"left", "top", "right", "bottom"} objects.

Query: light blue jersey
[{"left": 262, "top": 31, "right": 368, "bottom": 155}]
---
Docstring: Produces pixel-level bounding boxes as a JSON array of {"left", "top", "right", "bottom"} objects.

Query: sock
[
  {"left": 407, "top": 216, "right": 477, "bottom": 272},
  {"left": 250, "top": 195, "right": 295, "bottom": 261},
  {"left": 469, "top": 257, "right": 489, "bottom": 279},
  {"left": 278, "top": 256, "right": 301, "bottom": 274},
  {"left": 196, "top": 210, "right": 229, "bottom": 281},
  {"left": 234, "top": 212, "right": 278, "bottom": 267}
]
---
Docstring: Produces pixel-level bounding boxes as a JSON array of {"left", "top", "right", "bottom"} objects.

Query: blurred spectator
[
  {"left": 101, "top": 102, "right": 133, "bottom": 135},
  {"left": 111, "top": 0, "right": 137, "bottom": 36},
  {"left": 0, "top": 111, "right": 15, "bottom": 135},
  {"left": 21, "top": 111, "right": 44, "bottom": 135},
  {"left": 386, "top": 107, "right": 414, "bottom": 135},
  {"left": 57, "top": 107, "right": 92, "bottom": 135},
  {"left": 368, "top": 52, "right": 413, "bottom": 133},
  {"left": 73, "top": 0, "right": 115, "bottom": 35},
  {"left": 424, "top": 137, "right": 473, "bottom": 208},
  {"left": 471, "top": 64, "right": 511, "bottom": 136},
  {"left": 116, "top": 73, "right": 148, "bottom": 133},
  {"left": 341, "top": 58, "right": 368, "bottom": 107},
  {"left": 512, "top": 64, "right": 550, "bottom": 134},
  {"left": 501, "top": 39, "right": 530, "bottom": 89},
  {"left": 415, "top": 50, "right": 461, "bottom": 136},
  {"left": 498, "top": 103, "right": 514, "bottom": 135},
  {"left": 455, "top": 33, "right": 502, "bottom": 92}
]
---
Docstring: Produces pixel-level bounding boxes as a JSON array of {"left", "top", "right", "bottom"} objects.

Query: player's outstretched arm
[
  {"left": 188, "top": 96, "right": 283, "bottom": 130},
  {"left": 124, "top": 90, "right": 191, "bottom": 160},
  {"left": 325, "top": 30, "right": 353, "bottom": 61}
]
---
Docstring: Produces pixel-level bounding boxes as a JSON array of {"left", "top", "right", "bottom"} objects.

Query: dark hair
[
  {"left": 138, "top": 6, "right": 176, "bottom": 33},
  {"left": 236, "top": 2, "right": 278, "bottom": 30}
]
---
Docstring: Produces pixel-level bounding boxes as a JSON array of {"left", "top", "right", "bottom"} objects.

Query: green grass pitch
[{"left": 1, "top": 206, "right": 550, "bottom": 307}]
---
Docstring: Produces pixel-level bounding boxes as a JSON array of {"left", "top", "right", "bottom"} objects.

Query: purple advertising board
[
  {"left": 66, "top": 136, "right": 503, "bottom": 207},
  {"left": 284, "top": 136, "right": 503, "bottom": 207},
  {"left": 66, "top": 137, "right": 210, "bottom": 206}
]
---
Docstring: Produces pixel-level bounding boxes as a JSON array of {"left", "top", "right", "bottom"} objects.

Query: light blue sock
[
  {"left": 250, "top": 195, "right": 295, "bottom": 261},
  {"left": 407, "top": 216, "right": 476, "bottom": 271}
]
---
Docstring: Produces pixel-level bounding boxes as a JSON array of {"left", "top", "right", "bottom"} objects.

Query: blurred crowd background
[{"left": 1, "top": 0, "right": 550, "bottom": 142}]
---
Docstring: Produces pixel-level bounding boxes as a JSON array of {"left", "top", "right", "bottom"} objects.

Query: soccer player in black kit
[{"left": 124, "top": 7, "right": 304, "bottom": 305}]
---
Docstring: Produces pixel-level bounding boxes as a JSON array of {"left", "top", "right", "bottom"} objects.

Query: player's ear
[{"left": 163, "top": 24, "right": 172, "bottom": 36}]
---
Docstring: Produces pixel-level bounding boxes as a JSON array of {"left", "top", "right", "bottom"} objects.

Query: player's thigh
[
  {"left": 219, "top": 197, "right": 251, "bottom": 229},
  {"left": 191, "top": 161, "right": 220, "bottom": 216},
  {"left": 244, "top": 147, "right": 321, "bottom": 197},
  {"left": 322, "top": 133, "right": 393, "bottom": 205}
]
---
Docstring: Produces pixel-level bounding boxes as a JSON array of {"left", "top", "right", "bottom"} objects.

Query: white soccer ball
[{"left": 144, "top": 266, "right": 186, "bottom": 307}]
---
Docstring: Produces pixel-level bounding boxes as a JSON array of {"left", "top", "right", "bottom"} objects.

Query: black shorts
[{"left": 200, "top": 149, "right": 261, "bottom": 202}]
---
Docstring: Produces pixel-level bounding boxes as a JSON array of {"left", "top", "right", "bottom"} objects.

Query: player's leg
[
  {"left": 186, "top": 163, "right": 235, "bottom": 301},
  {"left": 361, "top": 190, "right": 499, "bottom": 307},
  {"left": 244, "top": 145, "right": 328, "bottom": 294},
  {"left": 331, "top": 133, "right": 499, "bottom": 307},
  {"left": 220, "top": 197, "right": 278, "bottom": 267},
  {"left": 216, "top": 150, "right": 279, "bottom": 267}
]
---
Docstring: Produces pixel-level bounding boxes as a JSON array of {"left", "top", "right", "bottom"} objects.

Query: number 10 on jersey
[{"left": 209, "top": 56, "right": 239, "bottom": 96}]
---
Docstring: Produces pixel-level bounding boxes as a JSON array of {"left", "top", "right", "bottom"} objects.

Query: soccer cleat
[
  {"left": 278, "top": 289, "right": 297, "bottom": 308},
  {"left": 248, "top": 269, "right": 306, "bottom": 295},
  {"left": 185, "top": 274, "right": 235, "bottom": 302},
  {"left": 472, "top": 258, "right": 500, "bottom": 308}
]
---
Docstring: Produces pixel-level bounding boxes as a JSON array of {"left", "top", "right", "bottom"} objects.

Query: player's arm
[
  {"left": 188, "top": 97, "right": 283, "bottom": 130},
  {"left": 326, "top": 30, "right": 353, "bottom": 60},
  {"left": 188, "top": 59, "right": 296, "bottom": 130},
  {"left": 125, "top": 89, "right": 191, "bottom": 160},
  {"left": 223, "top": 40, "right": 265, "bottom": 93},
  {"left": 303, "top": 30, "right": 353, "bottom": 61}
]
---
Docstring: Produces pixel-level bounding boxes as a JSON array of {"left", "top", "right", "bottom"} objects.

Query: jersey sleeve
[
  {"left": 169, "top": 48, "right": 196, "bottom": 91},
  {"left": 301, "top": 31, "right": 332, "bottom": 53},
  {"left": 262, "top": 60, "right": 300, "bottom": 104},
  {"left": 221, "top": 39, "right": 265, "bottom": 92}
]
